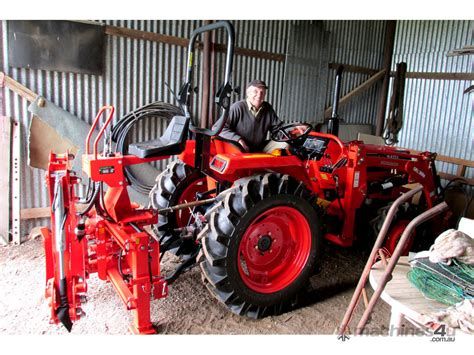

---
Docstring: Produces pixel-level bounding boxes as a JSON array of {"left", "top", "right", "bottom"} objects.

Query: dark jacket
[{"left": 213, "top": 100, "right": 282, "bottom": 151}]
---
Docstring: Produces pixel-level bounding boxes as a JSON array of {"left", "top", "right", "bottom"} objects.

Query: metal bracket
[
  {"left": 11, "top": 120, "right": 21, "bottom": 244},
  {"left": 0, "top": 116, "right": 11, "bottom": 245}
]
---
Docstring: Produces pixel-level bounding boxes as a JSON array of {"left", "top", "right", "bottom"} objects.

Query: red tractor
[
  {"left": 42, "top": 21, "right": 445, "bottom": 333},
  {"left": 149, "top": 114, "right": 443, "bottom": 318}
]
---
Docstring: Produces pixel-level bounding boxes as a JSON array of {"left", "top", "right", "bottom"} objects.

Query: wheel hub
[
  {"left": 238, "top": 206, "right": 312, "bottom": 293},
  {"left": 257, "top": 235, "right": 273, "bottom": 252}
]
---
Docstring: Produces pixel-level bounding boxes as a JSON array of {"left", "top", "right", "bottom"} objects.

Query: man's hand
[
  {"left": 238, "top": 139, "right": 250, "bottom": 152},
  {"left": 290, "top": 125, "right": 309, "bottom": 136}
]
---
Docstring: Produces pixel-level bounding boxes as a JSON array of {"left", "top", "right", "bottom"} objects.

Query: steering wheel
[{"left": 271, "top": 122, "right": 313, "bottom": 146}]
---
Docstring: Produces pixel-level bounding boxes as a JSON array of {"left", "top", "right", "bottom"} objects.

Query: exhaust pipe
[{"left": 327, "top": 65, "right": 344, "bottom": 136}]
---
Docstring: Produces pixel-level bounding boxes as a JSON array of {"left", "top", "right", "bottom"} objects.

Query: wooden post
[
  {"left": 0, "top": 116, "right": 11, "bottom": 245},
  {"left": 200, "top": 20, "right": 212, "bottom": 129},
  {"left": 375, "top": 20, "right": 397, "bottom": 136}
]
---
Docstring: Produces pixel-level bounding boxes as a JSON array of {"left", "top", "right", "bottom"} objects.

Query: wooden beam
[
  {"left": 401, "top": 71, "right": 474, "bottom": 81},
  {"left": 329, "top": 62, "right": 378, "bottom": 76},
  {"left": 0, "top": 116, "right": 11, "bottom": 245},
  {"left": 456, "top": 165, "right": 467, "bottom": 177},
  {"left": 324, "top": 69, "right": 386, "bottom": 118},
  {"left": 20, "top": 207, "right": 50, "bottom": 220},
  {"left": 21, "top": 204, "right": 88, "bottom": 220},
  {"left": 105, "top": 25, "right": 189, "bottom": 47},
  {"left": 438, "top": 172, "right": 474, "bottom": 186},
  {"left": 105, "top": 24, "right": 286, "bottom": 62},
  {"left": 410, "top": 149, "right": 474, "bottom": 186},
  {"left": 0, "top": 72, "right": 38, "bottom": 102},
  {"left": 410, "top": 149, "right": 474, "bottom": 168},
  {"left": 214, "top": 43, "right": 285, "bottom": 62},
  {"left": 447, "top": 45, "right": 474, "bottom": 57}
]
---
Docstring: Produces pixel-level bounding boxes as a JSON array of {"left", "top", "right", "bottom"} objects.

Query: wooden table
[{"left": 369, "top": 256, "right": 450, "bottom": 335}]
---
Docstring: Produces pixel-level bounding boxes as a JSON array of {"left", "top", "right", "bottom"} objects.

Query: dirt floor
[{"left": 0, "top": 235, "right": 414, "bottom": 336}]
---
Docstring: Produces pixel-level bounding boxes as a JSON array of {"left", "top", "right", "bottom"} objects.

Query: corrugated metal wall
[
  {"left": 3, "top": 19, "right": 471, "bottom": 240},
  {"left": 392, "top": 20, "right": 473, "bottom": 179},
  {"left": 211, "top": 20, "right": 288, "bottom": 122},
  {"left": 324, "top": 20, "right": 387, "bottom": 126},
  {"left": 231, "top": 20, "right": 289, "bottom": 107},
  {"left": 0, "top": 19, "right": 290, "bottom": 239},
  {"left": 279, "top": 21, "right": 329, "bottom": 124}
]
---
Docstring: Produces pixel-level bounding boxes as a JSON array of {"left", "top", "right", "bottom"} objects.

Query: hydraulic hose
[
  {"left": 111, "top": 101, "right": 184, "bottom": 194},
  {"left": 78, "top": 183, "right": 99, "bottom": 217}
]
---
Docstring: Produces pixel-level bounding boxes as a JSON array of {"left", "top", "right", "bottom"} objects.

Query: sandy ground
[{"left": 0, "top": 235, "right": 415, "bottom": 336}]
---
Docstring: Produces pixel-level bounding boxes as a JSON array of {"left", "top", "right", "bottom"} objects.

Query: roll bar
[
  {"left": 85, "top": 105, "right": 115, "bottom": 160},
  {"left": 178, "top": 20, "right": 235, "bottom": 137}
]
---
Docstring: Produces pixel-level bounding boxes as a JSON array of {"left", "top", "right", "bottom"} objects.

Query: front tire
[{"left": 199, "top": 173, "right": 322, "bottom": 318}]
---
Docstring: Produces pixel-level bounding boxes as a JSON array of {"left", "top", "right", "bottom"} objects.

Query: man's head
[{"left": 246, "top": 80, "right": 268, "bottom": 109}]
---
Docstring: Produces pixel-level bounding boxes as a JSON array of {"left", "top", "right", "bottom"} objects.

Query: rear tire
[
  {"left": 149, "top": 160, "right": 206, "bottom": 256},
  {"left": 199, "top": 173, "right": 322, "bottom": 318}
]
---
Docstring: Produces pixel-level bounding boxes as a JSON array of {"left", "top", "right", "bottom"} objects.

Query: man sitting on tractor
[{"left": 213, "top": 79, "right": 305, "bottom": 153}]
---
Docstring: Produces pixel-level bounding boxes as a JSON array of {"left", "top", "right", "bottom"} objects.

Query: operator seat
[{"left": 128, "top": 116, "right": 189, "bottom": 158}]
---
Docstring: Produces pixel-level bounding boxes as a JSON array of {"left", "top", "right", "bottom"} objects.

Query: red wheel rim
[
  {"left": 176, "top": 177, "right": 207, "bottom": 226},
  {"left": 384, "top": 220, "right": 415, "bottom": 256},
  {"left": 237, "top": 206, "right": 312, "bottom": 293}
]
